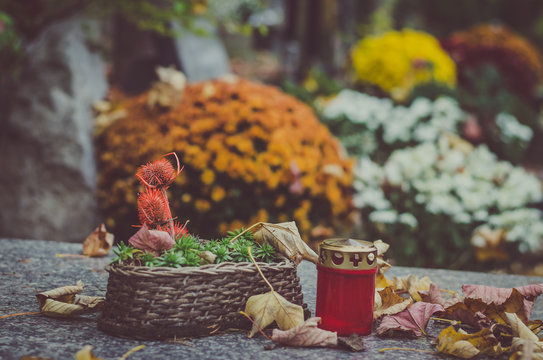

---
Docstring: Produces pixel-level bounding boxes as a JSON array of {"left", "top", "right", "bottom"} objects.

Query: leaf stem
[
  {"left": 439, "top": 289, "right": 458, "bottom": 295},
  {"left": 56, "top": 254, "right": 89, "bottom": 258},
  {"left": 119, "top": 345, "right": 145, "bottom": 360},
  {"left": 229, "top": 222, "right": 263, "bottom": 243},
  {"left": 247, "top": 247, "right": 274, "bottom": 292},
  {"left": 379, "top": 347, "right": 437, "bottom": 354},
  {"left": 240, "top": 311, "right": 272, "bottom": 340},
  {"left": 431, "top": 317, "right": 459, "bottom": 325},
  {"left": 0, "top": 311, "right": 40, "bottom": 319}
]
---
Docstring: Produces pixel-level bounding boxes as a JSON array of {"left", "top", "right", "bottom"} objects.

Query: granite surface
[{"left": 0, "top": 238, "right": 542, "bottom": 360}]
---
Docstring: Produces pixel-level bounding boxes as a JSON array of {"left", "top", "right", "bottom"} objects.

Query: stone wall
[{"left": 0, "top": 16, "right": 107, "bottom": 242}]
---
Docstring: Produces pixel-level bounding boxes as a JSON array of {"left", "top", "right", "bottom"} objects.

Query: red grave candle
[{"left": 316, "top": 238, "right": 378, "bottom": 336}]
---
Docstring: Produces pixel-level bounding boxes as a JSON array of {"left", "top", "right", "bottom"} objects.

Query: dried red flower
[
  {"left": 136, "top": 153, "right": 183, "bottom": 189},
  {"left": 137, "top": 188, "right": 170, "bottom": 228}
]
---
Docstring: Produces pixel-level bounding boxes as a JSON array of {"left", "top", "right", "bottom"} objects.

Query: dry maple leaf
[
  {"left": 442, "top": 302, "right": 491, "bottom": 330},
  {"left": 419, "top": 283, "right": 462, "bottom": 308},
  {"left": 436, "top": 326, "right": 505, "bottom": 359},
  {"left": 376, "top": 302, "right": 443, "bottom": 337},
  {"left": 392, "top": 275, "right": 432, "bottom": 302},
  {"left": 244, "top": 290, "right": 304, "bottom": 338},
  {"left": 373, "top": 287, "right": 413, "bottom": 320},
  {"left": 36, "top": 281, "right": 104, "bottom": 317},
  {"left": 463, "top": 283, "right": 543, "bottom": 320},
  {"left": 128, "top": 225, "right": 174, "bottom": 255},
  {"left": 253, "top": 222, "right": 318, "bottom": 264},
  {"left": 82, "top": 223, "right": 114, "bottom": 257},
  {"left": 271, "top": 317, "right": 337, "bottom": 347}
]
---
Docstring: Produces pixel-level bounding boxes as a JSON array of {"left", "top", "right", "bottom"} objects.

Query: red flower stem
[{"left": 161, "top": 187, "right": 174, "bottom": 239}]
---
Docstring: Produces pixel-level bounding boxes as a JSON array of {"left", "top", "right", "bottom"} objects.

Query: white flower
[
  {"left": 399, "top": 213, "right": 418, "bottom": 228},
  {"left": 495, "top": 112, "right": 533, "bottom": 143},
  {"left": 369, "top": 210, "right": 398, "bottom": 224},
  {"left": 410, "top": 97, "right": 433, "bottom": 118},
  {"left": 353, "top": 188, "right": 391, "bottom": 210},
  {"left": 354, "top": 157, "right": 384, "bottom": 185}
]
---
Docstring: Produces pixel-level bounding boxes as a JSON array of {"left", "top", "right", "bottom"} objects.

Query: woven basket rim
[{"left": 106, "top": 259, "right": 296, "bottom": 277}]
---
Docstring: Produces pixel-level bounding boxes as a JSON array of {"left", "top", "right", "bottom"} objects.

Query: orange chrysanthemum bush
[
  {"left": 96, "top": 78, "right": 354, "bottom": 243},
  {"left": 442, "top": 24, "right": 543, "bottom": 99}
]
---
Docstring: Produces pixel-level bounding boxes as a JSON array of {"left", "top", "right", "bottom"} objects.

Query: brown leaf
[
  {"left": 82, "top": 223, "right": 114, "bottom": 257},
  {"left": 244, "top": 290, "right": 304, "bottom": 338},
  {"left": 337, "top": 334, "right": 366, "bottom": 352},
  {"left": 442, "top": 302, "right": 491, "bottom": 330},
  {"left": 392, "top": 275, "right": 432, "bottom": 301},
  {"left": 419, "top": 283, "right": 462, "bottom": 308},
  {"left": 465, "top": 288, "right": 526, "bottom": 325},
  {"left": 373, "top": 239, "right": 390, "bottom": 256},
  {"left": 436, "top": 326, "right": 503, "bottom": 359},
  {"left": 463, "top": 283, "right": 543, "bottom": 320},
  {"left": 253, "top": 222, "right": 318, "bottom": 264},
  {"left": 36, "top": 281, "right": 104, "bottom": 317},
  {"left": 376, "top": 302, "right": 443, "bottom": 337},
  {"left": 374, "top": 287, "right": 413, "bottom": 320},
  {"left": 128, "top": 225, "right": 174, "bottom": 255},
  {"left": 75, "top": 345, "right": 103, "bottom": 360},
  {"left": 271, "top": 317, "right": 337, "bottom": 347}
]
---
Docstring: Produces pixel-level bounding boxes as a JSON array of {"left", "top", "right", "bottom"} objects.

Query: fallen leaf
[
  {"left": 253, "top": 222, "right": 318, "bottom": 264},
  {"left": 419, "top": 283, "right": 462, "bottom": 308},
  {"left": 36, "top": 281, "right": 104, "bottom": 317},
  {"left": 436, "top": 326, "right": 502, "bottom": 359},
  {"left": 442, "top": 302, "right": 491, "bottom": 330},
  {"left": 128, "top": 225, "right": 174, "bottom": 255},
  {"left": 271, "top": 317, "right": 337, "bottom": 347},
  {"left": 375, "top": 273, "right": 393, "bottom": 289},
  {"left": 463, "top": 283, "right": 543, "bottom": 320},
  {"left": 337, "top": 334, "right": 366, "bottom": 352},
  {"left": 510, "top": 337, "right": 543, "bottom": 360},
  {"left": 392, "top": 275, "right": 432, "bottom": 301},
  {"left": 244, "top": 290, "right": 304, "bottom": 338},
  {"left": 373, "top": 239, "right": 390, "bottom": 256},
  {"left": 465, "top": 289, "right": 526, "bottom": 325},
  {"left": 374, "top": 287, "right": 413, "bottom": 319},
  {"left": 505, "top": 312, "right": 539, "bottom": 341},
  {"left": 198, "top": 250, "right": 217, "bottom": 264},
  {"left": 83, "top": 223, "right": 114, "bottom": 257},
  {"left": 377, "top": 302, "right": 443, "bottom": 337},
  {"left": 75, "top": 345, "right": 103, "bottom": 360}
]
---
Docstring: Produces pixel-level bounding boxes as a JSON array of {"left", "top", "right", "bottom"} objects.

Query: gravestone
[
  {"left": 0, "top": 16, "right": 107, "bottom": 242},
  {"left": 172, "top": 18, "right": 231, "bottom": 82}
]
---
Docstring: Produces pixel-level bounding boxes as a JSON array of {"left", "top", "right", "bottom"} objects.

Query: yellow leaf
[
  {"left": 75, "top": 346, "right": 103, "bottom": 360},
  {"left": 373, "top": 287, "right": 413, "bottom": 320},
  {"left": 392, "top": 275, "right": 432, "bottom": 301},
  {"left": 253, "top": 222, "right": 318, "bottom": 264},
  {"left": 82, "top": 223, "right": 114, "bottom": 257},
  {"left": 36, "top": 281, "right": 104, "bottom": 317},
  {"left": 376, "top": 273, "right": 393, "bottom": 289},
  {"left": 436, "top": 326, "right": 499, "bottom": 359},
  {"left": 244, "top": 290, "right": 305, "bottom": 338}
]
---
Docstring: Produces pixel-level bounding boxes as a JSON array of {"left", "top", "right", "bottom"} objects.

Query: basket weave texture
[{"left": 98, "top": 261, "right": 309, "bottom": 339}]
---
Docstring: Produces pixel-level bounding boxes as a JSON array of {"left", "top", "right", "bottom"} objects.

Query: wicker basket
[{"left": 98, "top": 260, "right": 309, "bottom": 339}]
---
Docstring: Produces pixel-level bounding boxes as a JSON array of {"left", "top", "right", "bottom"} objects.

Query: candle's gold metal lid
[{"left": 318, "top": 238, "right": 378, "bottom": 270}]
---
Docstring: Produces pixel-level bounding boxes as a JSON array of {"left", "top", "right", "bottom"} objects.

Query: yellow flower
[
  {"left": 211, "top": 186, "right": 226, "bottom": 202},
  {"left": 201, "top": 169, "right": 215, "bottom": 185},
  {"left": 195, "top": 199, "right": 211, "bottom": 212},
  {"left": 351, "top": 29, "right": 456, "bottom": 101}
]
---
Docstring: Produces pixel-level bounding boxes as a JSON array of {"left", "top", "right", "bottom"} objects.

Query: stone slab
[{"left": 0, "top": 238, "right": 542, "bottom": 360}]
